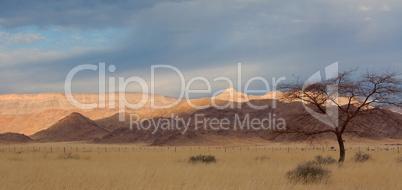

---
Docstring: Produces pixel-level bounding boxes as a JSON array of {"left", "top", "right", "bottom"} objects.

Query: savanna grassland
[{"left": 0, "top": 143, "right": 401, "bottom": 190}]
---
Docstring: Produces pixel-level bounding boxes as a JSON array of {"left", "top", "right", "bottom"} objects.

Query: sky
[{"left": 0, "top": 0, "right": 401, "bottom": 98}]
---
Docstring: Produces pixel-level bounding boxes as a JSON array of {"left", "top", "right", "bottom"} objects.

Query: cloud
[
  {"left": 358, "top": 5, "right": 373, "bottom": 11},
  {"left": 71, "top": 34, "right": 85, "bottom": 41},
  {"left": 9, "top": 33, "right": 45, "bottom": 44},
  {"left": 0, "top": 1, "right": 186, "bottom": 29},
  {"left": 0, "top": 46, "right": 105, "bottom": 66},
  {"left": 0, "top": 32, "right": 45, "bottom": 47},
  {"left": 382, "top": 5, "right": 391, "bottom": 11},
  {"left": 0, "top": 0, "right": 402, "bottom": 95},
  {"left": 365, "top": 17, "right": 372, "bottom": 21}
]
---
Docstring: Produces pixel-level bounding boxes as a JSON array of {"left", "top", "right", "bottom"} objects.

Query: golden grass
[{"left": 0, "top": 143, "right": 401, "bottom": 190}]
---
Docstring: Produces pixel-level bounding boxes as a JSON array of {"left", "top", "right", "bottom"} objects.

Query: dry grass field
[{"left": 0, "top": 143, "right": 401, "bottom": 190}]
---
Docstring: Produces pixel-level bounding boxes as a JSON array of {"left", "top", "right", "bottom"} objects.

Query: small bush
[
  {"left": 353, "top": 152, "right": 372, "bottom": 162},
  {"left": 308, "top": 155, "right": 336, "bottom": 165},
  {"left": 286, "top": 162, "right": 331, "bottom": 184},
  {"left": 58, "top": 153, "right": 81, "bottom": 160},
  {"left": 189, "top": 155, "right": 216, "bottom": 164},
  {"left": 254, "top": 155, "right": 270, "bottom": 161},
  {"left": 396, "top": 157, "right": 402, "bottom": 163},
  {"left": 8, "top": 157, "right": 24, "bottom": 162}
]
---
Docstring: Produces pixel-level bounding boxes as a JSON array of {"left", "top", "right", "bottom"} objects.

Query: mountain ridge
[{"left": 0, "top": 91, "right": 400, "bottom": 141}]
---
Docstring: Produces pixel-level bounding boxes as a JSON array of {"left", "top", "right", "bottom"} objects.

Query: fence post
[{"left": 64, "top": 147, "right": 65, "bottom": 153}]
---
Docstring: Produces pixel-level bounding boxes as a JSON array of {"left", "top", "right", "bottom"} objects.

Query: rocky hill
[
  {"left": 30, "top": 112, "right": 110, "bottom": 142},
  {"left": 0, "top": 132, "right": 34, "bottom": 144}
]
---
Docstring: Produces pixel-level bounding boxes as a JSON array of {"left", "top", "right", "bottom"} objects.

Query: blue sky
[{"left": 0, "top": 0, "right": 401, "bottom": 97}]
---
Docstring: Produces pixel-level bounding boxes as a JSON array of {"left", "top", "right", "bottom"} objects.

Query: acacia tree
[{"left": 278, "top": 69, "right": 401, "bottom": 162}]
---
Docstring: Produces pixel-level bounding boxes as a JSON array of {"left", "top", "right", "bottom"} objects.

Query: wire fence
[{"left": 0, "top": 145, "right": 399, "bottom": 154}]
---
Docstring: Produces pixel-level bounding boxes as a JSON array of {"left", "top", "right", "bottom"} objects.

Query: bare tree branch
[{"left": 277, "top": 69, "right": 402, "bottom": 162}]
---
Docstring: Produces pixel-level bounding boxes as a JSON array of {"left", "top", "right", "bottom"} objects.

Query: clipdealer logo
[
  {"left": 64, "top": 63, "right": 285, "bottom": 121},
  {"left": 63, "top": 62, "right": 339, "bottom": 134}
]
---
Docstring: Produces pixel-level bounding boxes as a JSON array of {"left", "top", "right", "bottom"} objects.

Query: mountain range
[{"left": 0, "top": 88, "right": 401, "bottom": 144}]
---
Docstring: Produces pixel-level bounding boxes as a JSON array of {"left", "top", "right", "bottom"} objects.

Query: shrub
[
  {"left": 352, "top": 152, "right": 372, "bottom": 162},
  {"left": 189, "top": 154, "right": 216, "bottom": 164},
  {"left": 254, "top": 155, "right": 270, "bottom": 161},
  {"left": 308, "top": 155, "right": 336, "bottom": 165},
  {"left": 8, "top": 157, "right": 24, "bottom": 162},
  {"left": 286, "top": 162, "right": 331, "bottom": 184},
  {"left": 58, "top": 153, "right": 81, "bottom": 160},
  {"left": 396, "top": 157, "right": 402, "bottom": 163}
]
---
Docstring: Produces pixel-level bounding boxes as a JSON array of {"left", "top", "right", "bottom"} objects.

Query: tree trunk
[{"left": 337, "top": 134, "right": 345, "bottom": 162}]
